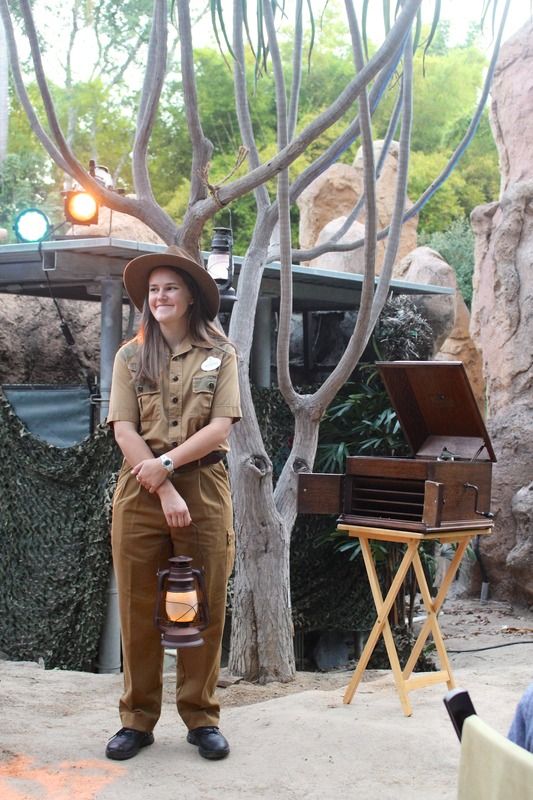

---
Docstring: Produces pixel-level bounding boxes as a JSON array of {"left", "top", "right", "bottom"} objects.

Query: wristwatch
[{"left": 159, "top": 454, "right": 174, "bottom": 475}]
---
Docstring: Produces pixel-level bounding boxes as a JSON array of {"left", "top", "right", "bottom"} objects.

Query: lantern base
[{"left": 159, "top": 626, "right": 204, "bottom": 649}]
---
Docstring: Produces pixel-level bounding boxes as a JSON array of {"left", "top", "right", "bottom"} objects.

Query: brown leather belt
[{"left": 154, "top": 450, "right": 225, "bottom": 473}]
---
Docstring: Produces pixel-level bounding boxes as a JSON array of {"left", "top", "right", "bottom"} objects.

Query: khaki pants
[{"left": 111, "top": 461, "right": 235, "bottom": 733}]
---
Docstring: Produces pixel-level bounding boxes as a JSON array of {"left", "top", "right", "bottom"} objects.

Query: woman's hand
[
  {"left": 132, "top": 457, "right": 168, "bottom": 493},
  {"left": 156, "top": 481, "right": 192, "bottom": 528}
]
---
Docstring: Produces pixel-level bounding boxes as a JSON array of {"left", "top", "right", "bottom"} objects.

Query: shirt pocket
[
  {"left": 136, "top": 387, "right": 160, "bottom": 422},
  {"left": 192, "top": 373, "right": 217, "bottom": 418}
]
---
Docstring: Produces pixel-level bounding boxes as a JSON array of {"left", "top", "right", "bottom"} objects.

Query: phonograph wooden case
[{"left": 298, "top": 361, "right": 496, "bottom": 533}]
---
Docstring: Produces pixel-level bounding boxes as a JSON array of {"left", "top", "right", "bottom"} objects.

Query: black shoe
[
  {"left": 186, "top": 726, "right": 230, "bottom": 760},
  {"left": 105, "top": 727, "right": 154, "bottom": 761}
]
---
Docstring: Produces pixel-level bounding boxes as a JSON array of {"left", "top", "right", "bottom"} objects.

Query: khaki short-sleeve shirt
[{"left": 107, "top": 336, "right": 241, "bottom": 454}]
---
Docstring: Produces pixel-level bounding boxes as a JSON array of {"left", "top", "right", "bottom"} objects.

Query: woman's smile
[{"left": 148, "top": 267, "right": 193, "bottom": 330}]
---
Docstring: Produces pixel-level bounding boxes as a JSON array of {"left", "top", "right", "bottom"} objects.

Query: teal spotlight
[{"left": 13, "top": 208, "right": 51, "bottom": 243}]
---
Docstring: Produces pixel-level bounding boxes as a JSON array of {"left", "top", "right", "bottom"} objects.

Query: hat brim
[{"left": 123, "top": 249, "right": 220, "bottom": 319}]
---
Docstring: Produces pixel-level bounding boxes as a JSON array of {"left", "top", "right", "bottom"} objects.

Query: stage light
[
  {"left": 61, "top": 164, "right": 116, "bottom": 226},
  {"left": 13, "top": 208, "right": 52, "bottom": 243},
  {"left": 63, "top": 190, "right": 99, "bottom": 225}
]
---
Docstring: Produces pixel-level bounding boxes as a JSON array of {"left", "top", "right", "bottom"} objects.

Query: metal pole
[
  {"left": 96, "top": 277, "right": 124, "bottom": 674},
  {"left": 250, "top": 297, "right": 272, "bottom": 388}
]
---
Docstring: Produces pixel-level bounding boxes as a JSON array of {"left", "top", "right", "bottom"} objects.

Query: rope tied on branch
[{"left": 200, "top": 146, "right": 249, "bottom": 208}]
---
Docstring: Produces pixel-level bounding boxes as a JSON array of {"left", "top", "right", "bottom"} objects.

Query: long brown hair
[{"left": 133, "top": 267, "right": 230, "bottom": 385}]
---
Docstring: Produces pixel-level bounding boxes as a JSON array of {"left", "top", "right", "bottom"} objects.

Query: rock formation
[
  {"left": 435, "top": 291, "right": 485, "bottom": 413},
  {"left": 297, "top": 142, "right": 418, "bottom": 273},
  {"left": 470, "top": 21, "right": 533, "bottom": 603},
  {"left": 394, "top": 246, "right": 457, "bottom": 351},
  {"left": 297, "top": 163, "right": 359, "bottom": 253},
  {"left": 309, "top": 217, "right": 366, "bottom": 273}
]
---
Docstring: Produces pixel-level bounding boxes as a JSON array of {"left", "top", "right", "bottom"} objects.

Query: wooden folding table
[{"left": 339, "top": 523, "right": 492, "bottom": 717}]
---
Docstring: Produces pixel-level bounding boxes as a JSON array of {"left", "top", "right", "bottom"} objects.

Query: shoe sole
[{"left": 198, "top": 747, "right": 230, "bottom": 760}]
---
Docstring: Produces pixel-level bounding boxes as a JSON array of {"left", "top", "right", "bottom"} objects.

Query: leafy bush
[
  {"left": 316, "top": 296, "right": 433, "bottom": 473},
  {"left": 419, "top": 218, "right": 475, "bottom": 307}
]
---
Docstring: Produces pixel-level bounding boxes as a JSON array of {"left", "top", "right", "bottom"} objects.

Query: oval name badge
[{"left": 201, "top": 356, "right": 221, "bottom": 371}]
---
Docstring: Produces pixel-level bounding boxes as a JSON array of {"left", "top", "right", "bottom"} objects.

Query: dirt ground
[{"left": 1, "top": 596, "right": 533, "bottom": 800}]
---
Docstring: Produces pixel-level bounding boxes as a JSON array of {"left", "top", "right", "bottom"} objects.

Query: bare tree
[{"left": 0, "top": 0, "right": 510, "bottom": 681}]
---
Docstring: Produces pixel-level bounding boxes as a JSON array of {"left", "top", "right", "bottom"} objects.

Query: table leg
[
  {"left": 402, "top": 537, "right": 472, "bottom": 687},
  {"left": 343, "top": 538, "right": 418, "bottom": 716}
]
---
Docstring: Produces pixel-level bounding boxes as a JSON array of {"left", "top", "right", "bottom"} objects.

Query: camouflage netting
[{"left": 0, "top": 391, "right": 122, "bottom": 671}]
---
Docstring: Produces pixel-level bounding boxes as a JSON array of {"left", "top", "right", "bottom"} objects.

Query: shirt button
[
  {"left": 172, "top": 396, "right": 178, "bottom": 403},
  {"left": 171, "top": 420, "right": 178, "bottom": 427},
  {"left": 172, "top": 376, "right": 178, "bottom": 382},
  {"left": 171, "top": 441, "right": 178, "bottom": 447}
]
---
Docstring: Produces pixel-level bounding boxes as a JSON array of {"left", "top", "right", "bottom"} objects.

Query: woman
[{"left": 105, "top": 246, "right": 241, "bottom": 761}]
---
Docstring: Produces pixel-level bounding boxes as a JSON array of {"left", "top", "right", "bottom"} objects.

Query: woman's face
[{"left": 148, "top": 267, "right": 193, "bottom": 330}]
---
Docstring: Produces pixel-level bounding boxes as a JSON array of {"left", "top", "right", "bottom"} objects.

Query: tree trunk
[
  {"left": 227, "top": 386, "right": 295, "bottom": 682},
  {"left": 228, "top": 341, "right": 323, "bottom": 681}
]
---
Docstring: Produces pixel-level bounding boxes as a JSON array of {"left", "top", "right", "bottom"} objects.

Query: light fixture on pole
[
  {"left": 154, "top": 555, "right": 209, "bottom": 649},
  {"left": 206, "top": 227, "right": 236, "bottom": 303}
]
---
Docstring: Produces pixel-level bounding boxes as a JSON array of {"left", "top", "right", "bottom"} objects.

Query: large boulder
[
  {"left": 308, "top": 217, "right": 366, "bottom": 273},
  {"left": 507, "top": 482, "right": 533, "bottom": 602},
  {"left": 352, "top": 140, "right": 418, "bottom": 269},
  {"left": 0, "top": 295, "right": 103, "bottom": 385},
  {"left": 394, "top": 246, "right": 456, "bottom": 351},
  {"left": 470, "top": 185, "right": 533, "bottom": 603},
  {"left": 297, "top": 163, "right": 359, "bottom": 254},
  {"left": 297, "top": 142, "right": 418, "bottom": 273}
]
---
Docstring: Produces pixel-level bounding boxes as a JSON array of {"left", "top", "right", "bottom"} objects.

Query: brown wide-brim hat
[{"left": 123, "top": 245, "right": 220, "bottom": 319}]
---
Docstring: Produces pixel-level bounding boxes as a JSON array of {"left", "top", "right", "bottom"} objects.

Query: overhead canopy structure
[
  {"left": 0, "top": 236, "right": 452, "bottom": 311},
  {"left": 0, "top": 235, "right": 454, "bottom": 392}
]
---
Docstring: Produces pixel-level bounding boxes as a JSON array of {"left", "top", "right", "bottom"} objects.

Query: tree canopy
[{"left": 2, "top": 4, "right": 499, "bottom": 242}]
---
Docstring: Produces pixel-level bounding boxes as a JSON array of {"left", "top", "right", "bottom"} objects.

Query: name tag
[{"left": 201, "top": 357, "right": 221, "bottom": 371}]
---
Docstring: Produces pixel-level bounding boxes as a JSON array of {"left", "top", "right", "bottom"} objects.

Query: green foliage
[
  {"left": 250, "top": 386, "right": 377, "bottom": 633},
  {"left": 373, "top": 295, "right": 435, "bottom": 362},
  {"left": 0, "top": 153, "right": 55, "bottom": 240},
  {"left": 316, "top": 378, "right": 409, "bottom": 473},
  {"left": 419, "top": 218, "right": 475, "bottom": 307},
  {"left": 316, "top": 296, "right": 433, "bottom": 473},
  {"left": 410, "top": 47, "right": 487, "bottom": 153},
  {"left": 4, "top": 6, "right": 500, "bottom": 243}
]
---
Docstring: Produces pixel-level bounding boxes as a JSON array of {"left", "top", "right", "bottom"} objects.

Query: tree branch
[
  {"left": 264, "top": 36, "right": 405, "bottom": 242},
  {"left": 190, "top": 0, "right": 422, "bottom": 218},
  {"left": 232, "top": 0, "right": 270, "bottom": 212},
  {"left": 288, "top": 0, "right": 304, "bottom": 142},
  {"left": 132, "top": 0, "right": 168, "bottom": 202},
  {"left": 176, "top": 0, "right": 213, "bottom": 206},
  {"left": 0, "top": 0, "right": 70, "bottom": 173},
  {"left": 369, "top": 29, "right": 414, "bottom": 330},
  {"left": 329, "top": 82, "right": 404, "bottom": 245},
  {"left": 262, "top": 0, "right": 297, "bottom": 408}
]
